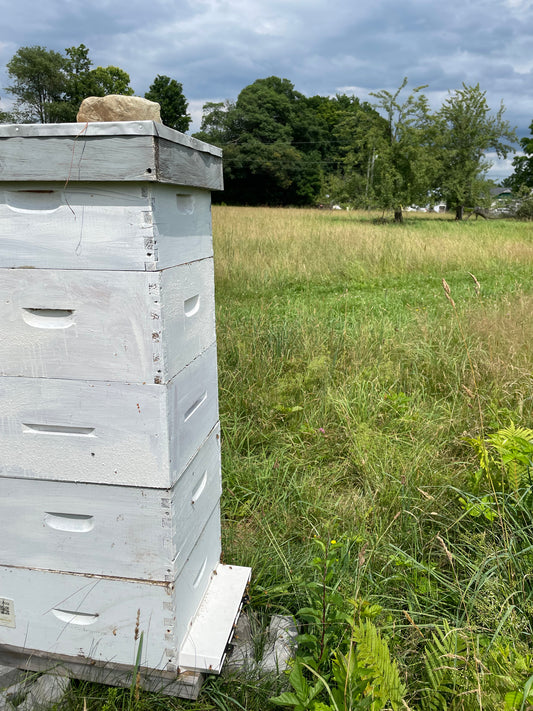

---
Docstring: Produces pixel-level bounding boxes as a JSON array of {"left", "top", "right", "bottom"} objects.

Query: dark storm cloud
[{"left": 1, "top": 0, "right": 532, "bottom": 168}]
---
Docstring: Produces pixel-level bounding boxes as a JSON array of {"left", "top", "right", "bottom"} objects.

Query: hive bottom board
[
  {"left": 0, "top": 648, "right": 204, "bottom": 699},
  {"left": 0, "top": 509, "right": 233, "bottom": 672}
]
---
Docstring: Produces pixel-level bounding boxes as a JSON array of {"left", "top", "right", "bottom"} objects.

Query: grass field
[{"left": 71, "top": 208, "right": 533, "bottom": 710}]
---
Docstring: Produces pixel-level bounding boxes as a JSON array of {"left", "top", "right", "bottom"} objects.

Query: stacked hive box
[{"left": 0, "top": 122, "right": 250, "bottom": 681}]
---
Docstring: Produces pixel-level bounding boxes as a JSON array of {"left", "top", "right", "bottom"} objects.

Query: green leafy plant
[
  {"left": 270, "top": 657, "right": 326, "bottom": 711},
  {"left": 458, "top": 493, "right": 498, "bottom": 522},
  {"left": 345, "top": 620, "right": 405, "bottom": 710},
  {"left": 465, "top": 423, "right": 533, "bottom": 497},
  {"left": 419, "top": 620, "right": 466, "bottom": 710},
  {"left": 505, "top": 673, "right": 533, "bottom": 710},
  {"left": 272, "top": 538, "right": 405, "bottom": 711},
  {"left": 296, "top": 538, "right": 354, "bottom": 671}
]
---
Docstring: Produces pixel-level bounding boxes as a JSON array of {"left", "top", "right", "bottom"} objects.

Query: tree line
[
  {"left": 0, "top": 44, "right": 191, "bottom": 131},
  {"left": 2, "top": 45, "right": 529, "bottom": 220},
  {"left": 195, "top": 77, "right": 518, "bottom": 221}
]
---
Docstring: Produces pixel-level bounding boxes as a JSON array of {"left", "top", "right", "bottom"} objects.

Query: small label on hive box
[{"left": 0, "top": 598, "right": 15, "bottom": 628}]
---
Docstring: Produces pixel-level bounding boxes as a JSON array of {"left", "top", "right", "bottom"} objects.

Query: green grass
[
  {"left": 63, "top": 208, "right": 533, "bottom": 710},
  {"left": 213, "top": 208, "right": 533, "bottom": 709}
]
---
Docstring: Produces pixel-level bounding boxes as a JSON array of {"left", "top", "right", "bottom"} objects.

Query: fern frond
[
  {"left": 351, "top": 620, "right": 405, "bottom": 711},
  {"left": 420, "top": 621, "right": 467, "bottom": 711}
]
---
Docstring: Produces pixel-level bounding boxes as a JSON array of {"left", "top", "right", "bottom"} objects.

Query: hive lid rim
[{"left": 0, "top": 121, "right": 222, "bottom": 157}]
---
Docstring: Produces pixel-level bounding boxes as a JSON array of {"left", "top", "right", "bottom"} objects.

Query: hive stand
[{"left": 0, "top": 121, "right": 250, "bottom": 698}]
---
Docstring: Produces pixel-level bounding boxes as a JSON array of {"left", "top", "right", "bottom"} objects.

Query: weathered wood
[
  {"left": 0, "top": 346, "right": 219, "bottom": 487},
  {"left": 0, "top": 122, "right": 223, "bottom": 189},
  {"left": 0, "top": 182, "right": 213, "bottom": 270},
  {"left": 0, "top": 511, "right": 221, "bottom": 671},
  {"left": 0, "top": 260, "right": 215, "bottom": 382},
  {"left": 0, "top": 430, "right": 221, "bottom": 580},
  {"left": 157, "top": 138, "right": 223, "bottom": 191},
  {"left": 0, "top": 651, "right": 204, "bottom": 699},
  {"left": 0, "top": 564, "right": 250, "bottom": 691}
]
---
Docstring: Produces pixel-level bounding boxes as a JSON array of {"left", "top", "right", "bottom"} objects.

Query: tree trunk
[
  {"left": 455, "top": 205, "right": 464, "bottom": 221},
  {"left": 394, "top": 208, "right": 403, "bottom": 223}
]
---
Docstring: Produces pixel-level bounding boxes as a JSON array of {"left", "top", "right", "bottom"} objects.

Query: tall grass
[
  {"left": 213, "top": 207, "right": 533, "bottom": 709},
  {"left": 214, "top": 207, "right": 533, "bottom": 291}
]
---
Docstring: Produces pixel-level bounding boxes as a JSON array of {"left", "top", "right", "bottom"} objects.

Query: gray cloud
[{"left": 1, "top": 0, "right": 532, "bottom": 173}]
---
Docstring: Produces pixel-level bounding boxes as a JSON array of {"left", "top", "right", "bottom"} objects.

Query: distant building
[{"left": 490, "top": 187, "right": 513, "bottom": 202}]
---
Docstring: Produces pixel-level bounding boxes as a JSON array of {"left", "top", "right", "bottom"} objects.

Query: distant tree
[
  {"left": 370, "top": 78, "right": 439, "bottom": 221},
  {"left": 194, "top": 76, "right": 323, "bottom": 205},
  {"left": 504, "top": 119, "right": 533, "bottom": 191},
  {"left": 436, "top": 84, "right": 517, "bottom": 220},
  {"left": 64, "top": 44, "right": 93, "bottom": 104},
  {"left": 145, "top": 75, "right": 190, "bottom": 132},
  {"left": 5, "top": 44, "right": 134, "bottom": 123},
  {"left": 324, "top": 95, "right": 389, "bottom": 207},
  {"left": 47, "top": 43, "right": 95, "bottom": 121},
  {"left": 5, "top": 45, "right": 67, "bottom": 122},
  {"left": 0, "top": 97, "right": 14, "bottom": 123},
  {"left": 195, "top": 100, "right": 234, "bottom": 145},
  {"left": 514, "top": 185, "right": 533, "bottom": 219},
  {"left": 90, "top": 66, "right": 134, "bottom": 97}
]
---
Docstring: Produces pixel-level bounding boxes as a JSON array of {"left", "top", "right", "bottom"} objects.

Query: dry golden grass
[{"left": 213, "top": 207, "right": 533, "bottom": 288}]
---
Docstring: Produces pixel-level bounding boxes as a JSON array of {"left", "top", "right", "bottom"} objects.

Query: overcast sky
[{"left": 1, "top": 0, "right": 532, "bottom": 181}]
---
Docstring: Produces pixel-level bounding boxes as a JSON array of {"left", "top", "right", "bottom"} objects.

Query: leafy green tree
[
  {"left": 369, "top": 78, "right": 439, "bottom": 222},
  {"left": 5, "top": 44, "right": 134, "bottom": 123},
  {"left": 145, "top": 75, "right": 190, "bottom": 132},
  {"left": 64, "top": 44, "right": 93, "bottom": 106},
  {"left": 195, "top": 100, "right": 234, "bottom": 145},
  {"left": 5, "top": 45, "right": 67, "bottom": 123},
  {"left": 326, "top": 95, "right": 389, "bottom": 207},
  {"left": 48, "top": 44, "right": 96, "bottom": 121},
  {"left": 90, "top": 66, "right": 133, "bottom": 97},
  {"left": 195, "top": 76, "right": 323, "bottom": 205},
  {"left": 504, "top": 120, "right": 533, "bottom": 191},
  {"left": 0, "top": 97, "right": 15, "bottom": 123},
  {"left": 436, "top": 83, "right": 517, "bottom": 220}
]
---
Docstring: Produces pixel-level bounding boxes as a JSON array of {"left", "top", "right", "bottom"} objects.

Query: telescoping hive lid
[{"left": 0, "top": 121, "right": 223, "bottom": 190}]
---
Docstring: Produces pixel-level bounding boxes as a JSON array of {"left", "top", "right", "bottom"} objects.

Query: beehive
[{"left": 0, "top": 122, "right": 250, "bottom": 687}]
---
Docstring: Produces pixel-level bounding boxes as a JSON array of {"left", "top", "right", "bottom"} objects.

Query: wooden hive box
[
  {"left": 0, "top": 426, "right": 222, "bottom": 580},
  {"left": 0, "top": 344, "right": 219, "bottom": 488},
  {"left": 0, "top": 260, "right": 216, "bottom": 383}
]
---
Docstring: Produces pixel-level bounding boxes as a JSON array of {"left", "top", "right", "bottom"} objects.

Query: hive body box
[
  {"left": 0, "top": 260, "right": 216, "bottom": 382},
  {"left": 0, "top": 122, "right": 250, "bottom": 684}
]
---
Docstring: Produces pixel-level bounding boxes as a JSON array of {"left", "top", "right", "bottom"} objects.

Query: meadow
[{"left": 72, "top": 208, "right": 533, "bottom": 710}]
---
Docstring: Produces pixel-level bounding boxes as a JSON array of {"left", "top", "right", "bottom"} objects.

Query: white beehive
[
  {"left": 0, "top": 122, "right": 250, "bottom": 687},
  {"left": 0, "top": 346, "right": 219, "bottom": 487},
  {"left": 0, "top": 182, "right": 214, "bottom": 271},
  {"left": 0, "top": 426, "right": 222, "bottom": 580},
  {"left": 0, "top": 260, "right": 216, "bottom": 382}
]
